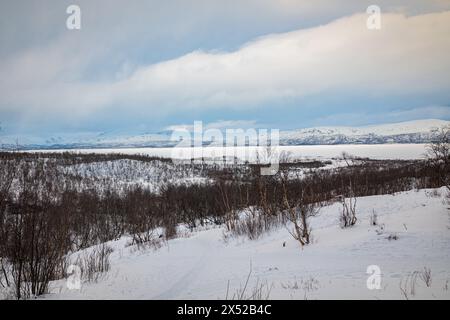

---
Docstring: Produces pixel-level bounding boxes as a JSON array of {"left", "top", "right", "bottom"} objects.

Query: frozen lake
[{"left": 32, "top": 143, "right": 429, "bottom": 161}]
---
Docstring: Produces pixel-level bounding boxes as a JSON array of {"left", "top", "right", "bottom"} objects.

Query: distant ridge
[
  {"left": 279, "top": 119, "right": 450, "bottom": 145},
  {"left": 1, "top": 119, "right": 448, "bottom": 150}
]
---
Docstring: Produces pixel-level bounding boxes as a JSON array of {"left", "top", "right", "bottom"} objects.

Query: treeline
[
  {"left": 0, "top": 151, "right": 447, "bottom": 299},
  {"left": 0, "top": 151, "right": 172, "bottom": 164}
]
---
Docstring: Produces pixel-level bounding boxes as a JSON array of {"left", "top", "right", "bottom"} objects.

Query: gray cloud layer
[{"left": 1, "top": 1, "right": 450, "bottom": 132}]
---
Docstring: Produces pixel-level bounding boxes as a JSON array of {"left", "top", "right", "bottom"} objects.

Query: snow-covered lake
[{"left": 33, "top": 143, "right": 429, "bottom": 161}]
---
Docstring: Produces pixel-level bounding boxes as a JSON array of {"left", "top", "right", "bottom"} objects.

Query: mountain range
[{"left": 0, "top": 119, "right": 448, "bottom": 150}]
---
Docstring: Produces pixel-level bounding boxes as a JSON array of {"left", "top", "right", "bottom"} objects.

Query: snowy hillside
[
  {"left": 0, "top": 131, "right": 173, "bottom": 150},
  {"left": 280, "top": 119, "right": 450, "bottom": 145},
  {"left": 1, "top": 119, "right": 448, "bottom": 150},
  {"left": 41, "top": 188, "right": 450, "bottom": 300}
]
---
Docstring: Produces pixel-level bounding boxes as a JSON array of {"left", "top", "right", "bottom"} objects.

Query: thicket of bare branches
[
  {"left": 0, "top": 158, "right": 70, "bottom": 299},
  {"left": 0, "top": 151, "right": 445, "bottom": 298},
  {"left": 339, "top": 189, "right": 357, "bottom": 228},
  {"left": 74, "top": 243, "right": 113, "bottom": 282},
  {"left": 427, "top": 126, "right": 450, "bottom": 191},
  {"left": 279, "top": 157, "right": 318, "bottom": 246}
]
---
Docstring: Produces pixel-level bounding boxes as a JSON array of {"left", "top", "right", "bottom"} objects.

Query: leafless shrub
[
  {"left": 427, "top": 126, "right": 450, "bottom": 191},
  {"left": 282, "top": 190, "right": 318, "bottom": 246},
  {"left": 280, "top": 158, "right": 319, "bottom": 246},
  {"left": 340, "top": 196, "right": 357, "bottom": 228},
  {"left": 301, "top": 276, "right": 320, "bottom": 292},
  {"left": 281, "top": 279, "right": 300, "bottom": 290},
  {"left": 226, "top": 208, "right": 282, "bottom": 240},
  {"left": 226, "top": 263, "right": 273, "bottom": 300},
  {"left": 399, "top": 271, "right": 420, "bottom": 300},
  {"left": 339, "top": 181, "right": 358, "bottom": 228},
  {"left": 419, "top": 267, "right": 432, "bottom": 287},
  {"left": 399, "top": 268, "right": 433, "bottom": 299},
  {"left": 131, "top": 230, "right": 157, "bottom": 249},
  {"left": 399, "top": 281, "right": 409, "bottom": 300},
  {"left": 229, "top": 214, "right": 265, "bottom": 240},
  {"left": 75, "top": 244, "right": 113, "bottom": 282},
  {"left": 163, "top": 220, "right": 178, "bottom": 241},
  {"left": 281, "top": 276, "right": 319, "bottom": 293},
  {"left": 127, "top": 237, "right": 163, "bottom": 252}
]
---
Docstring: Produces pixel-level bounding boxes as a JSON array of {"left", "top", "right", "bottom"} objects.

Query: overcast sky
[{"left": 1, "top": 0, "right": 450, "bottom": 135}]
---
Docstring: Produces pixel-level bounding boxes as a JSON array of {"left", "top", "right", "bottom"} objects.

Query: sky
[{"left": 0, "top": 0, "right": 450, "bottom": 136}]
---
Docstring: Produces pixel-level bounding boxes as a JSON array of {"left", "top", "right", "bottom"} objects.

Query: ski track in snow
[{"left": 151, "top": 234, "right": 214, "bottom": 299}]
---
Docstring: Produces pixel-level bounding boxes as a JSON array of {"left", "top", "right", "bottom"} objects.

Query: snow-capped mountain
[
  {"left": 0, "top": 119, "right": 448, "bottom": 150},
  {"left": 279, "top": 119, "right": 450, "bottom": 145}
]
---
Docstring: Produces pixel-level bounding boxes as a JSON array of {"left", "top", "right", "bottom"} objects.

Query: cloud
[
  {"left": 165, "top": 120, "right": 258, "bottom": 132},
  {"left": 312, "top": 105, "right": 450, "bottom": 126},
  {"left": 1, "top": 9, "right": 450, "bottom": 127},
  {"left": 117, "top": 11, "right": 450, "bottom": 111},
  {"left": 385, "top": 105, "right": 450, "bottom": 121},
  {"left": 165, "top": 124, "right": 195, "bottom": 132}
]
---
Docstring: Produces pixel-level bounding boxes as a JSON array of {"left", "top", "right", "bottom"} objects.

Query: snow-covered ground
[
  {"left": 32, "top": 143, "right": 429, "bottom": 162},
  {"left": 43, "top": 187, "right": 450, "bottom": 300},
  {"left": 61, "top": 159, "right": 210, "bottom": 194}
]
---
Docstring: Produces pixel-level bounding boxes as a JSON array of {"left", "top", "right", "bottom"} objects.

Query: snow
[
  {"left": 30, "top": 143, "right": 430, "bottom": 163},
  {"left": 42, "top": 188, "right": 450, "bottom": 300},
  {"left": 61, "top": 159, "right": 210, "bottom": 193},
  {"left": 281, "top": 119, "right": 449, "bottom": 139},
  {"left": 3, "top": 119, "right": 448, "bottom": 149}
]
